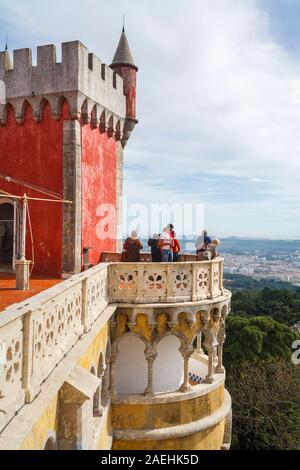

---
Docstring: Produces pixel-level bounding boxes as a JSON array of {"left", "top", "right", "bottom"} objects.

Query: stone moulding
[
  {"left": 0, "top": 94, "right": 126, "bottom": 143},
  {"left": 113, "top": 389, "right": 231, "bottom": 441}
]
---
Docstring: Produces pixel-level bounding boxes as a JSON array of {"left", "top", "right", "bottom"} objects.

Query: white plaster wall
[
  {"left": 189, "top": 357, "right": 208, "bottom": 380},
  {"left": 115, "top": 335, "right": 148, "bottom": 394},
  {"left": 153, "top": 335, "right": 183, "bottom": 393}
]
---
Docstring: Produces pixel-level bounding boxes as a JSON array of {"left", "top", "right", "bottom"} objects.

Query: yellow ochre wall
[
  {"left": 111, "top": 385, "right": 224, "bottom": 430},
  {"left": 79, "top": 323, "right": 108, "bottom": 371},
  {"left": 19, "top": 323, "right": 109, "bottom": 450},
  {"left": 18, "top": 321, "right": 226, "bottom": 451},
  {"left": 20, "top": 396, "right": 59, "bottom": 450},
  {"left": 111, "top": 384, "right": 225, "bottom": 450},
  {"left": 113, "top": 419, "right": 226, "bottom": 451}
]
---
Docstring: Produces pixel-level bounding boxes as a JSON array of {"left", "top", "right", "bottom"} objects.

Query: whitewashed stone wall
[{"left": 108, "top": 258, "right": 224, "bottom": 304}]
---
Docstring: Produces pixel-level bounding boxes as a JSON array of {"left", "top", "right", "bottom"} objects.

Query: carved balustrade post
[
  {"left": 209, "top": 262, "right": 215, "bottom": 299},
  {"left": 136, "top": 264, "right": 145, "bottom": 303},
  {"left": 220, "top": 259, "right": 225, "bottom": 295},
  {"left": 81, "top": 277, "right": 89, "bottom": 333}
]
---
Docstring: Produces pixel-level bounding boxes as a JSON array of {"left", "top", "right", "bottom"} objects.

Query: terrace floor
[{"left": 0, "top": 273, "right": 61, "bottom": 311}]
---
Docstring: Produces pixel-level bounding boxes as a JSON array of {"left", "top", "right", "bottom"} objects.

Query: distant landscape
[
  {"left": 219, "top": 237, "right": 300, "bottom": 258},
  {"left": 139, "top": 236, "right": 300, "bottom": 286}
]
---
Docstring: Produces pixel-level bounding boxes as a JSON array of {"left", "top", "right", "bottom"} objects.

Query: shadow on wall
[
  {"left": 153, "top": 335, "right": 183, "bottom": 393},
  {"left": 114, "top": 334, "right": 184, "bottom": 395},
  {"left": 115, "top": 335, "right": 148, "bottom": 394}
]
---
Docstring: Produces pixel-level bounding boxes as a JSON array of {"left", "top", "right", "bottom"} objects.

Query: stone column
[
  {"left": 216, "top": 318, "right": 226, "bottom": 374},
  {"left": 58, "top": 366, "right": 101, "bottom": 450},
  {"left": 197, "top": 332, "right": 204, "bottom": 354},
  {"left": 203, "top": 329, "right": 217, "bottom": 384},
  {"left": 62, "top": 120, "right": 82, "bottom": 276},
  {"left": 144, "top": 350, "right": 157, "bottom": 397},
  {"left": 179, "top": 348, "right": 193, "bottom": 393},
  {"left": 93, "top": 367, "right": 105, "bottom": 417},
  {"left": 109, "top": 353, "right": 118, "bottom": 399},
  {"left": 101, "top": 362, "right": 111, "bottom": 407}
]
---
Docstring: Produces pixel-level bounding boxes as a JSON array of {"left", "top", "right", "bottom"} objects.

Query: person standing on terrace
[
  {"left": 172, "top": 233, "right": 181, "bottom": 262},
  {"left": 167, "top": 224, "right": 175, "bottom": 239},
  {"left": 195, "top": 230, "right": 212, "bottom": 255},
  {"left": 148, "top": 234, "right": 162, "bottom": 262},
  {"left": 159, "top": 228, "right": 173, "bottom": 262},
  {"left": 123, "top": 230, "right": 143, "bottom": 262}
]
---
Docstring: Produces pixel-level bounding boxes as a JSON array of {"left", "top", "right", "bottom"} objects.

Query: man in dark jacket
[{"left": 148, "top": 234, "right": 162, "bottom": 262}]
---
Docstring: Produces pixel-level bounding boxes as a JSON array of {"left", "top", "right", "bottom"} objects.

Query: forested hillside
[{"left": 225, "top": 276, "right": 300, "bottom": 449}]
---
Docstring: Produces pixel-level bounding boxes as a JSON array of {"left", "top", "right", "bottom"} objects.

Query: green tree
[
  {"left": 224, "top": 316, "right": 298, "bottom": 364},
  {"left": 227, "top": 360, "right": 300, "bottom": 450}
]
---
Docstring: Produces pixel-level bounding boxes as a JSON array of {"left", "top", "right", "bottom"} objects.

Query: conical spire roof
[{"left": 111, "top": 27, "right": 138, "bottom": 71}]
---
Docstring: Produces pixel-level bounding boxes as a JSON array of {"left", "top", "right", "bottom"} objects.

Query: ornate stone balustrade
[
  {"left": 0, "top": 258, "right": 229, "bottom": 435},
  {"left": 0, "top": 263, "right": 109, "bottom": 431},
  {"left": 108, "top": 258, "right": 225, "bottom": 304}
]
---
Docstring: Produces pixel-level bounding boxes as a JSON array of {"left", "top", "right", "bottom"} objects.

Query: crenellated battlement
[{"left": 0, "top": 41, "right": 126, "bottom": 121}]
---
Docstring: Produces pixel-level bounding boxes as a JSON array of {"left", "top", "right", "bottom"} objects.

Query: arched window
[
  {"left": 0, "top": 200, "right": 16, "bottom": 270},
  {"left": 101, "top": 342, "right": 111, "bottom": 406},
  {"left": 153, "top": 335, "right": 183, "bottom": 393},
  {"left": 115, "top": 335, "right": 148, "bottom": 394},
  {"left": 90, "top": 366, "right": 98, "bottom": 416},
  {"left": 94, "top": 353, "right": 105, "bottom": 417},
  {"left": 44, "top": 437, "right": 56, "bottom": 450}
]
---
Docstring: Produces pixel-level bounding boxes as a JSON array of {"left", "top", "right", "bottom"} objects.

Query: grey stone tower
[{"left": 111, "top": 27, "right": 138, "bottom": 147}]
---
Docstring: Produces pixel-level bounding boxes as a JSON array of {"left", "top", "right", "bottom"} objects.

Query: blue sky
[{"left": 1, "top": 0, "right": 300, "bottom": 239}]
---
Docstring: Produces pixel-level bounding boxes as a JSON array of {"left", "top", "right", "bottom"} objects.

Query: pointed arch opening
[
  {"left": 153, "top": 334, "right": 184, "bottom": 393},
  {"left": 115, "top": 334, "right": 148, "bottom": 394}
]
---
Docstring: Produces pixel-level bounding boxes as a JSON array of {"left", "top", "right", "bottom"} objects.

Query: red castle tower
[{"left": 0, "top": 29, "right": 138, "bottom": 279}]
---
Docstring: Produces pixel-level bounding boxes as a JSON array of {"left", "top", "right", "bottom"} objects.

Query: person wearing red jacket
[{"left": 172, "top": 234, "right": 181, "bottom": 262}]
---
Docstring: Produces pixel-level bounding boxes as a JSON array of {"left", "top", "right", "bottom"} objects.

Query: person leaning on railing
[
  {"left": 122, "top": 230, "right": 143, "bottom": 262},
  {"left": 148, "top": 234, "right": 162, "bottom": 262},
  {"left": 159, "top": 228, "right": 173, "bottom": 262},
  {"left": 197, "top": 239, "right": 220, "bottom": 261}
]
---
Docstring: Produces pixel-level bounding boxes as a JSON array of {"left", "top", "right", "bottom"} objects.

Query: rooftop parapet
[{"left": 0, "top": 41, "right": 126, "bottom": 119}]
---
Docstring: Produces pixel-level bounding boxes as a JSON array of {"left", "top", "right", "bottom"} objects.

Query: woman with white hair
[{"left": 123, "top": 230, "right": 143, "bottom": 262}]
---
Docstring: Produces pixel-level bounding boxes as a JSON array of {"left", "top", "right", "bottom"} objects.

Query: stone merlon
[{"left": 0, "top": 41, "right": 126, "bottom": 118}]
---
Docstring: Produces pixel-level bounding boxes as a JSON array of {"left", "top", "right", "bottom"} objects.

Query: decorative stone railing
[
  {"left": 0, "top": 257, "right": 226, "bottom": 433},
  {"left": 0, "top": 263, "right": 109, "bottom": 432},
  {"left": 107, "top": 258, "right": 225, "bottom": 304}
]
